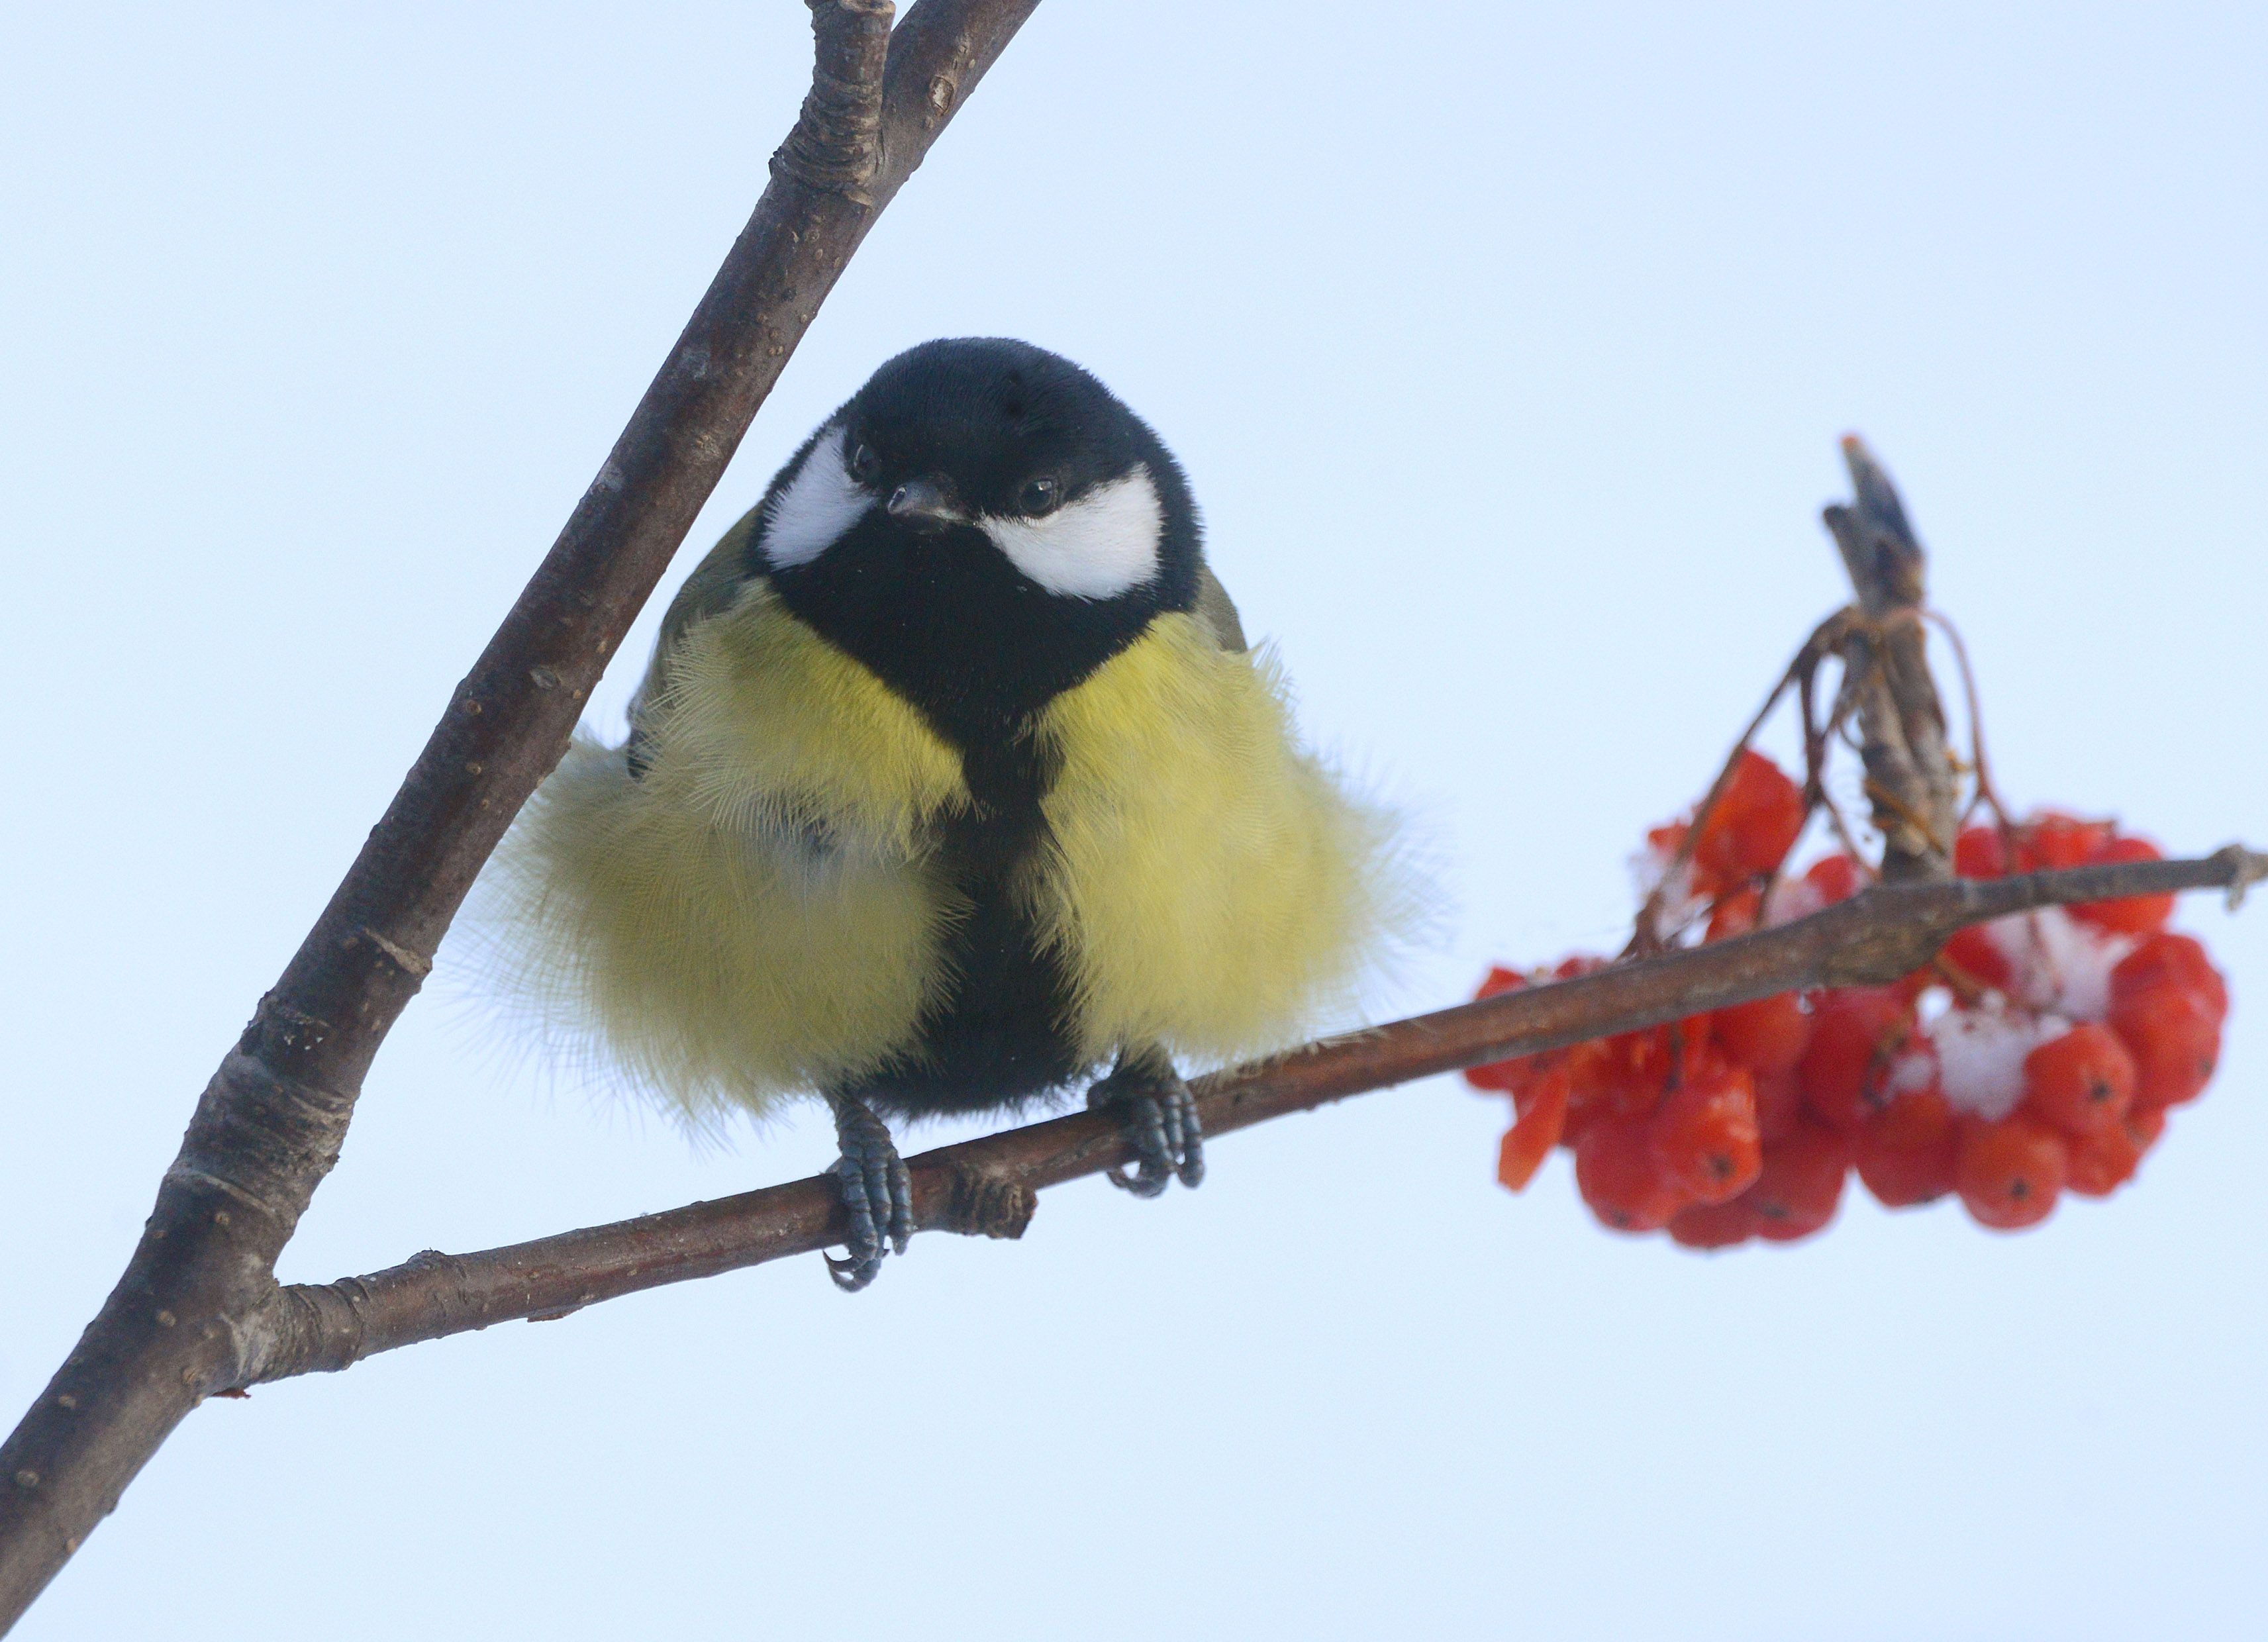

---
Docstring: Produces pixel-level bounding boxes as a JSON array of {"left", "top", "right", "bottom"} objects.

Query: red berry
[
  {"left": 2110, "top": 934, "right": 2229, "bottom": 1023},
  {"left": 2021, "top": 812, "right": 2116, "bottom": 872},
  {"left": 2072, "top": 836, "right": 2174, "bottom": 936},
  {"left": 1479, "top": 957, "right": 1624, "bottom": 1120},
  {"left": 1465, "top": 1063, "right": 1520, "bottom": 1094},
  {"left": 1559, "top": 1042, "right": 1613, "bottom": 1148},
  {"left": 1769, "top": 853, "right": 1863, "bottom": 924},
  {"left": 2112, "top": 988, "right": 2222, "bottom": 1112},
  {"left": 2128, "top": 1106, "right": 2167, "bottom": 1150},
  {"left": 1650, "top": 1057, "right": 1763, "bottom": 1204},
  {"left": 1954, "top": 825, "right": 2010, "bottom": 879},
  {"left": 1669, "top": 1199, "right": 1761, "bottom": 1250},
  {"left": 1474, "top": 965, "right": 1525, "bottom": 1000},
  {"left": 2020, "top": 1023, "right": 2136, "bottom": 1137},
  {"left": 1561, "top": 1037, "right": 1615, "bottom": 1098},
  {"left": 1496, "top": 1069, "right": 1569, "bottom": 1192},
  {"left": 1597, "top": 1034, "right": 1672, "bottom": 1120},
  {"left": 1955, "top": 1117, "right": 2067, "bottom": 1231},
  {"left": 1706, "top": 887, "right": 1761, "bottom": 942},
  {"left": 1853, "top": 1126, "right": 1958, "bottom": 1208},
  {"left": 1591, "top": 1018, "right": 1714, "bottom": 1120},
  {"left": 1742, "top": 1118, "right": 1851, "bottom": 1241},
  {"left": 1463, "top": 967, "right": 1530, "bottom": 1092},
  {"left": 1797, "top": 987, "right": 1916, "bottom": 1133},
  {"left": 1940, "top": 923, "right": 2014, "bottom": 992},
  {"left": 1575, "top": 1116, "right": 1689, "bottom": 1233},
  {"left": 1868, "top": 1074, "right": 1955, "bottom": 1153},
  {"left": 1713, "top": 990, "right": 1812, "bottom": 1078},
  {"left": 1751, "top": 1071, "right": 1806, "bottom": 1143},
  {"left": 1691, "top": 751, "right": 1806, "bottom": 891},
  {"left": 2063, "top": 1118, "right": 2147, "bottom": 1198},
  {"left": 1804, "top": 853, "right": 1862, "bottom": 906}
]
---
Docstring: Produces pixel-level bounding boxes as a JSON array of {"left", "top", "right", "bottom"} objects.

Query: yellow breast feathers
[
  {"left": 467, "top": 583, "right": 971, "bottom": 1128},
  {"left": 1026, "top": 610, "right": 1402, "bottom": 1067},
  {"left": 468, "top": 590, "right": 1400, "bottom": 1124}
]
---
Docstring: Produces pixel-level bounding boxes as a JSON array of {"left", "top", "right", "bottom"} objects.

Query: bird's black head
[{"left": 749, "top": 338, "right": 1203, "bottom": 749}]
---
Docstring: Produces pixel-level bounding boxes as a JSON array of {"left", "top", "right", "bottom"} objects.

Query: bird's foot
[
  {"left": 1087, "top": 1048, "right": 1205, "bottom": 1198},
  {"left": 824, "top": 1096, "right": 911, "bottom": 1292}
]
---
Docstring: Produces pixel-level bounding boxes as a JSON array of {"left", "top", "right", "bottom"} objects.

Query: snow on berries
[{"left": 1469, "top": 773, "right": 2230, "bottom": 1247}]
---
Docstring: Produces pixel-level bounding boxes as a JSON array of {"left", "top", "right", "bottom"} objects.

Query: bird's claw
[
  {"left": 1088, "top": 1051, "right": 1205, "bottom": 1198},
  {"left": 826, "top": 1098, "right": 911, "bottom": 1292}
]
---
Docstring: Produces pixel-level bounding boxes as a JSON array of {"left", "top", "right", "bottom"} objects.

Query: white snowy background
[{"left": 3, "top": 5, "right": 2262, "bottom": 1637}]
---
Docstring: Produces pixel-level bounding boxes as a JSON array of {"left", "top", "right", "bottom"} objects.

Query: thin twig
[
  {"left": 1628, "top": 610, "right": 1852, "bottom": 953},
  {"left": 1811, "top": 677, "right": 1879, "bottom": 877},
  {"left": 0, "top": 3, "right": 1040, "bottom": 1625},
  {"left": 235, "top": 847, "right": 2264, "bottom": 1385},
  {"left": 1923, "top": 606, "right": 2014, "bottom": 834},
  {"left": 1795, "top": 646, "right": 1864, "bottom": 869}
]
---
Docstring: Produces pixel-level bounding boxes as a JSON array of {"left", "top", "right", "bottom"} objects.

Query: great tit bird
[{"left": 475, "top": 338, "right": 1402, "bottom": 1288}]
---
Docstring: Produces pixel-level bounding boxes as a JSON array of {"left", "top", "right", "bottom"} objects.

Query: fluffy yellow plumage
[
  {"left": 473, "top": 579, "right": 965, "bottom": 1129},
  {"left": 471, "top": 554, "right": 1401, "bottom": 1130},
  {"left": 1027, "top": 610, "right": 1398, "bottom": 1066},
  {"left": 466, "top": 336, "right": 1413, "bottom": 1285}
]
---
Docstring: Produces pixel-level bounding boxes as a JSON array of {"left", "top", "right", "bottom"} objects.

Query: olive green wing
[
  {"left": 626, "top": 505, "right": 763, "bottom": 774},
  {"left": 1195, "top": 562, "right": 1248, "bottom": 652}
]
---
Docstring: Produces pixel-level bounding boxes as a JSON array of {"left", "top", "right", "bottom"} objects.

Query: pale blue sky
[{"left": 3, "top": 4, "right": 2263, "bottom": 1637}]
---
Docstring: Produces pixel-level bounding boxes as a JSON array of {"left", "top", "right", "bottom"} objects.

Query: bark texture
[
  {"left": 0, "top": 2, "right": 1040, "bottom": 1625},
  {"left": 236, "top": 848, "right": 2261, "bottom": 1380}
]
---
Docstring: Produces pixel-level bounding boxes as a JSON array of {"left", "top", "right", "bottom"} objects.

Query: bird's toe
[
  {"left": 1089, "top": 1052, "right": 1205, "bottom": 1196},
  {"left": 826, "top": 1096, "right": 912, "bottom": 1290}
]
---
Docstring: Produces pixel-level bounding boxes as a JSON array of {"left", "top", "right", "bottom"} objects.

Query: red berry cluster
[{"left": 1467, "top": 752, "right": 2228, "bottom": 1247}]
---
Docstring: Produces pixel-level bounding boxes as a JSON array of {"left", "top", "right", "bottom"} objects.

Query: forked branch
[
  {"left": 2, "top": 11, "right": 2255, "bottom": 1633},
  {"left": 0, "top": 3, "right": 1040, "bottom": 1627}
]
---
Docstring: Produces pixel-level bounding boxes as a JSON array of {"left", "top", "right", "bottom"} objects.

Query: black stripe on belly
[{"left": 836, "top": 732, "right": 1092, "bottom": 1122}]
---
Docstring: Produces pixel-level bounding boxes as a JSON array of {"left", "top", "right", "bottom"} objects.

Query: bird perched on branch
[{"left": 471, "top": 338, "right": 1406, "bottom": 1288}]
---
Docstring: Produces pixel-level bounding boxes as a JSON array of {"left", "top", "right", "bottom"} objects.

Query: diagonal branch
[
  {"left": 0, "top": 2, "right": 1040, "bottom": 1627},
  {"left": 238, "top": 847, "right": 2264, "bottom": 1384}
]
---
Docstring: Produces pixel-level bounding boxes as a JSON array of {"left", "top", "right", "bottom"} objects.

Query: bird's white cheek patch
[
  {"left": 760, "top": 425, "right": 873, "bottom": 569},
  {"left": 981, "top": 465, "right": 1163, "bottom": 600}
]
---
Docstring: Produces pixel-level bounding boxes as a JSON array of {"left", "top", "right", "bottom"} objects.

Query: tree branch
[
  {"left": 236, "top": 847, "right": 2263, "bottom": 1384},
  {"left": 0, "top": 2, "right": 1039, "bottom": 1626}
]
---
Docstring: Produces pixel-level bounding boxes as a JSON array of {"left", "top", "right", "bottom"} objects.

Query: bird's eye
[
  {"left": 849, "top": 441, "right": 881, "bottom": 483},
  {"left": 1019, "top": 476, "right": 1060, "bottom": 515}
]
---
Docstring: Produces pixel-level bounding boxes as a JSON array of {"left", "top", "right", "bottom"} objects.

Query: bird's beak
[{"left": 885, "top": 476, "right": 966, "bottom": 530}]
